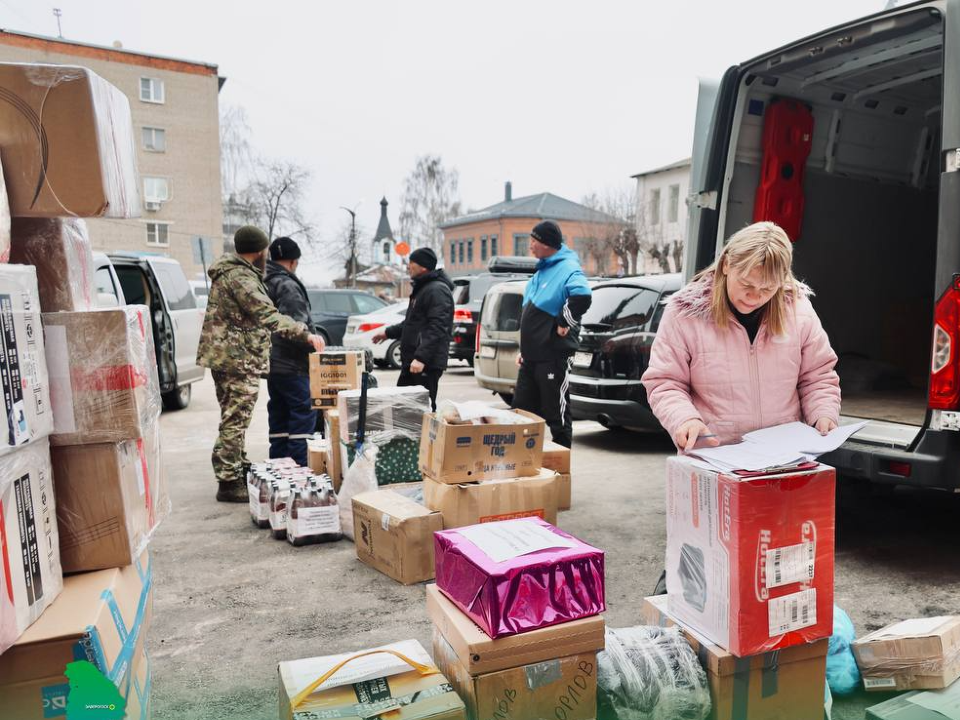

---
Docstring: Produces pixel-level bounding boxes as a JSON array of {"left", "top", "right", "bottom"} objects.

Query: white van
[{"left": 688, "top": 1, "right": 960, "bottom": 489}]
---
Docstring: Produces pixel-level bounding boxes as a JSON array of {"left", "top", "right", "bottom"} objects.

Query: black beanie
[
  {"left": 409, "top": 247, "right": 438, "bottom": 271},
  {"left": 270, "top": 236, "right": 301, "bottom": 261},
  {"left": 234, "top": 225, "right": 269, "bottom": 254},
  {"left": 531, "top": 220, "right": 563, "bottom": 249}
]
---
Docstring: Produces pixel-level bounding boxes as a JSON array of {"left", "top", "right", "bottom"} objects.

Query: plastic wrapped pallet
[
  {"left": 0, "top": 439, "right": 62, "bottom": 656},
  {"left": 9, "top": 217, "right": 96, "bottom": 312},
  {"left": 43, "top": 306, "right": 161, "bottom": 446},
  {"left": 338, "top": 385, "right": 429, "bottom": 485},
  {"left": 0, "top": 264, "right": 52, "bottom": 457},
  {"left": 50, "top": 414, "right": 168, "bottom": 573},
  {"left": 0, "top": 63, "right": 140, "bottom": 218},
  {"left": 597, "top": 626, "right": 711, "bottom": 720}
]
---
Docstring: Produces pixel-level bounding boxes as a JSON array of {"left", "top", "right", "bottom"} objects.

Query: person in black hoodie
[
  {"left": 264, "top": 237, "right": 319, "bottom": 466},
  {"left": 373, "top": 247, "right": 453, "bottom": 410}
]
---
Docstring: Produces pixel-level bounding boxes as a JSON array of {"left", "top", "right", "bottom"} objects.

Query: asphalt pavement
[{"left": 150, "top": 362, "right": 960, "bottom": 719}]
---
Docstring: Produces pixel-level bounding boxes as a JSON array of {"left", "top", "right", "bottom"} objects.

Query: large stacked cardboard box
[{"left": 427, "top": 518, "right": 606, "bottom": 720}]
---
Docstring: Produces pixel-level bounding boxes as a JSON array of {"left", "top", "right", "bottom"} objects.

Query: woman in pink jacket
[{"left": 642, "top": 222, "right": 841, "bottom": 451}]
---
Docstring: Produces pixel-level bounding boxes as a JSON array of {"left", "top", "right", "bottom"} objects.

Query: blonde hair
[{"left": 694, "top": 221, "right": 798, "bottom": 336}]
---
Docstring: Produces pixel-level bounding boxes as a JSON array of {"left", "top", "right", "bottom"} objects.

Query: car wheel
[
  {"left": 497, "top": 392, "right": 514, "bottom": 405},
  {"left": 162, "top": 384, "right": 191, "bottom": 411},
  {"left": 387, "top": 341, "right": 402, "bottom": 369}
]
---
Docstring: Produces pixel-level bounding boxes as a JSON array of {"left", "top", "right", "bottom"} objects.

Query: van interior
[{"left": 718, "top": 8, "right": 944, "bottom": 435}]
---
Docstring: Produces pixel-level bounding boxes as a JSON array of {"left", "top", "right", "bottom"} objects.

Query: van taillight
[
  {"left": 454, "top": 308, "right": 472, "bottom": 323},
  {"left": 929, "top": 278, "right": 960, "bottom": 409},
  {"left": 475, "top": 319, "right": 482, "bottom": 354}
]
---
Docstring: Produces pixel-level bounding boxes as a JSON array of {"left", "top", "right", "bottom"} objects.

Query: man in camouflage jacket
[{"left": 197, "top": 225, "right": 325, "bottom": 502}]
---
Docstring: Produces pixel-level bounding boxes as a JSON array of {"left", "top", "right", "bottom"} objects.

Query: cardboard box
[
  {"left": 558, "top": 472, "right": 571, "bottom": 511},
  {"left": 324, "top": 410, "right": 343, "bottom": 492},
  {"left": 433, "top": 630, "right": 597, "bottom": 720},
  {"left": 309, "top": 350, "right": 363, "bottom": 409},
  {"left": 419, "top": 410, "right": 545, "bottom": 483},
  {"left": 854, "top": 616, "right": 960, "bottom": 692},
  {"left": 0, "top": 154, "right": 10, "bottom": 263},
  {"left": 0, "top": 439, "right": 62, "bottom": 655},
  {"left": 0, "top": 63, "right": 140, "bottom": 218},
  {"left": 50, "top": 417, "right": 166, "bottom": 573},
  {"left": 642, "top": 594, "right": 829, "bottom": 720},
  {"left": 542, "top": 440, "right": 571, "bottom": 473},
  {"left": 0, "top": 264, "right": 53, "bottom": 456},
  {"left": 353, "top": 489, "right": 442, "bottom": 584},
  {"left": 308, "top": 437, "right": 328, "bottom": 475},
  {"left": 0, "top": 552, "right": 152, "bottom": 719},
  {"left": 665, "top": 455, "right": 835, "bottom": 656},
  {"left": 423, "top": 469, "right": 559, "bottom": 529},
  {"left": 426, "top": 584, "right": 605, "bottom": 675},
  {"left": 867, "top": 681, "right": 960, "bottom": 719},
  {"left": 434, "top": 518, "right": 605, "bottom": 639},
  {"left": 9, "top": 217, "right": 96, "bottom": 312},
  {"left": 279, "top": 639, "right": 466, "bottom": 720},
  {"left": 43, "top": 306, "right": 161, "bottom": 446}
]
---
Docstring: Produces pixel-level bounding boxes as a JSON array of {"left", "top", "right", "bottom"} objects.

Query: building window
[
  {"left": 481, "top": 235, "right": 488, "bottom": 261},
  {"left": 668, "top": 184, "right": 680, "bottom": 223},
  {"left": 458, "top": 241, "right": 465, "bottom": 265},
  {"left": 491, "top": 235, "right": 498, "bottom": 256},
  {"left": 649, "top": 188, "right": 661, "bottom": 225},
  {"left": 143, "top": 177, "right": 169, "bottom": 203},
  {"left": 140, "top": 77, "right": 165, "bottom": 104},
  {"left": 514, "top": 234, "right": 529, "bottom": 256},
  {"left": 142, "top": 127, "right": 166, "bottom": 152},
  {"left": 467, "top": 238, "right": 474, "bottom": 264},
  {"left": 146, "top": 222, "right": 169, "bottom": 247},
  {"left": 449, "top": 239, "right": 457, "bottom": 265},
  {"left": 382, "top": 241, "right": 391, "bottom": 263}
]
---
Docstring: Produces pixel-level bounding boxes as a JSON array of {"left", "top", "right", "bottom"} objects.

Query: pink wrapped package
[{"left": 434, "top": 517, "right": 605, "bottom": 639}]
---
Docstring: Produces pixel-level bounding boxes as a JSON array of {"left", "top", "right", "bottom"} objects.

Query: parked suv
[
  {"left": 97, "top": 253, "right": 205, "bottom": 410},
  {"left": 306, "top": 289, "right": 388, "bottom": 345},
  {"left": 569, "top": 274, "right": 681, "bottom": 430},
  {"left": 474, "top": 279, "right": 526, "bottom": 403},
  {"left": 450, "top": 257, "right": 537, "bottom": 366}
]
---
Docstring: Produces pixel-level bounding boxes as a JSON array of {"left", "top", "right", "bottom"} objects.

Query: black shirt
[{"left": 731, "top": 303, "right": 764, "bottom": 345}]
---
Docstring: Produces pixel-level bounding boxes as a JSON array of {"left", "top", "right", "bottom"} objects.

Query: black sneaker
[{"left": 216, "top": 480, "right": 249, "bottom": 503}]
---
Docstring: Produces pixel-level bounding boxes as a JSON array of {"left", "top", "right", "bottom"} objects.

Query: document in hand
[{"left": 688, "top": 421, "right": 867, "bottom": 473}]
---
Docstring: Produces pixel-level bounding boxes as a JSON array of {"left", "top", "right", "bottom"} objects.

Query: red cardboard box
[{"left": 665, "top": 455, "right": 835, "bottom": 657}]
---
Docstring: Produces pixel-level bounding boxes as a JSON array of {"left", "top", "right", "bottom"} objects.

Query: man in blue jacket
[{"left": 513, "top": 220, "right": 592, "bottom": 448}]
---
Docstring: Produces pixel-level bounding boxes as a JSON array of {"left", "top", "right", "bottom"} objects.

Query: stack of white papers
[{"left": 688, "top": 421, "right": 867, "bottom": 474}]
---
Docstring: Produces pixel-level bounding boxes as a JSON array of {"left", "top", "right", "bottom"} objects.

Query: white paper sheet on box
[{"left": 455, "top": 518, "right": 576, "bottom": 563}]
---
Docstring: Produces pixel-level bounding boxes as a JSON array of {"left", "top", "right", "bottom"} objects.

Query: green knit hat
[{"left": 234, "top": 225, "right": 269, "bottom": 254}]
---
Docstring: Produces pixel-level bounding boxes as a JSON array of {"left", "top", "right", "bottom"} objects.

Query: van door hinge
[
  {"left": 946, "top": 149, "right": 960, "bottom": 173},
  {"left": 689, "top": 191, "right": 717, "bottom": 210}
]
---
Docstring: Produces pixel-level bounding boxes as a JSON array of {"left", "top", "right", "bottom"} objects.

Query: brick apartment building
[
  {"left": 0, "top": 30, "right": 223, "bottom": 278},
  {"left": 440, "top": 183, "right": 623, "bottom": 277}
]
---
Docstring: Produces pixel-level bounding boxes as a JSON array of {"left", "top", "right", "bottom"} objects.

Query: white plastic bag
[{"left": 337, "top": 442, "right": 379, "bottom": 541}]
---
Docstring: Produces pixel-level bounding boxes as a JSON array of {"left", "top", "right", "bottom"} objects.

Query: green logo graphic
[{"left": 63, "top": 661, "right": 126, "bottom": 720}]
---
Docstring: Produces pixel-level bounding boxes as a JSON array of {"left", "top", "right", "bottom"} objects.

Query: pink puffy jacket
[{"left": 641, "top": 272, "right": 841, "bottom": 446}]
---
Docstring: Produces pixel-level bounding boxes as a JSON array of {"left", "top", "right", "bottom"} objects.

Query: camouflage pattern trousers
[{"left": 211, "top": 371, "right": 260, "bottom": 484}]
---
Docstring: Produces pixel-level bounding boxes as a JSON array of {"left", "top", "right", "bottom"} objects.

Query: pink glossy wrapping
[{"left": 434, "top": 518, "right": 605, "bottom": 639}]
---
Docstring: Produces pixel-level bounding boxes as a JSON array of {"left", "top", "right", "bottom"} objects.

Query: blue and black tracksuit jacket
[{"left": 520, "top": 245, "right": 592, "bottom": 362}]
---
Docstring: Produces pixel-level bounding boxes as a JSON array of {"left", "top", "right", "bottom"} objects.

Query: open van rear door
[{"left": 684, "top": 68, "right": 742, "bottom": 280}]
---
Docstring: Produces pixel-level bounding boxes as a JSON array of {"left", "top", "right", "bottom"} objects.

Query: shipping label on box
[
  {"left": 855, "top": 616, "right": 960, "bottom": 692},
  {"left": 423, "top": 469, "right": 559, "bottom": 529},
  {"left": 641, "top": 594, "right": 828, "bottom": 720},
  {"left": 665, "top": 455, "right": 835, "bottom": 657},
  {"left": 279, "top": 639, "right": 466, "bottom": 720},
  {"left": 0, "top": 265, "right": 52, "bottom": 456},
  {"left": 433, "top": 630, "right": 597, "bottom": 720},
  {"left": 353, "top": 489, "right": 442, "bottom": 585},
  {"left": 419, "top": 411, "right": 545, "bottom": 483},
  {"left": 0, "top": 439, "right": 61, "bottom": 656},
  {"left": 426, "top": 584, "right": 605, "bottom": 675},
  {"left": 310, "top": 351, "right": 363, "bottom": 409}
]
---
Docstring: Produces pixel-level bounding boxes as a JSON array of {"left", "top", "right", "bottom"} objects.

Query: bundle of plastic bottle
[{"left": 246, "top": 459, "right": 344, "bottom": 545}]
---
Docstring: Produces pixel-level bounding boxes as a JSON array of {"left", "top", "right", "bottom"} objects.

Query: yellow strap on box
[{"left": 291, "top": 649, "right": 440, "bottom": 710}]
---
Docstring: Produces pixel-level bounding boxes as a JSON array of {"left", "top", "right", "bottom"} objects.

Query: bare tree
[
  {"left": 219, "top": 105, "right": 256, "bottom": 201},
  {"left": 633, "top": 183, "right": 684, "bottom": 274},
  {"left": 398, "top": 155, "right": 462, "bottom": 255},
  {"left": 580, "top": 187, "right": 639, "bottom": 276},
  {"left": 332, "top": 217, "right": 368, "bottom": 285},
  {"left": 244, "top": 160, "right": 315, "bottom": 243}
]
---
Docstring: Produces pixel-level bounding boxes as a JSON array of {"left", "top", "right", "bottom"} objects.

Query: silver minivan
[{"left": 474, "top": 279, "right": 525, "bottom": 403}]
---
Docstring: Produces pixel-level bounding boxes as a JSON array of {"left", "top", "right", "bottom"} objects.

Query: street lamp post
[{"left": 340, "top": 205, "right": 358, "bottom": 289}]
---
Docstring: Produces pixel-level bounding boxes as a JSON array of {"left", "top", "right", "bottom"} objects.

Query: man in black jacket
[
  {"left": 372, "top": 247, "right": 453, "bottom": 410},
  {"left": 264, "top": 237, "right": 320, "bottom": 466}
]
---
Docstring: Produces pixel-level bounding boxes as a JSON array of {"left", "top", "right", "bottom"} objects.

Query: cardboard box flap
[
  {"left": 426, "top": 584, "right": 605, "bottom": 674},
  {"left": 859, "top": 616, "right": 960, "bottom": 644},
  {"left": 355, "top": 489, "right": 437, "bottom": 522}
]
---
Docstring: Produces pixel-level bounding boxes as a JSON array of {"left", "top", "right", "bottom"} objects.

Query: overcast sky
[{"left": 2, "top": 0, "right": 885, "bottom": 283}]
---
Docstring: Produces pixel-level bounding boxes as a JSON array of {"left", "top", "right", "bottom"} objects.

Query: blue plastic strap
[{"left": 106, "top": 559, "right": 154, "bottom": 684}]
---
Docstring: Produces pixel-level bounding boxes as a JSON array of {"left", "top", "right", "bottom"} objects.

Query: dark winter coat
[
  {"left": 264, "top": 260, "right": 314, "bottom": 376},
  {"left": 385, "top": 269, "right": 454, "bottom": 370}
]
